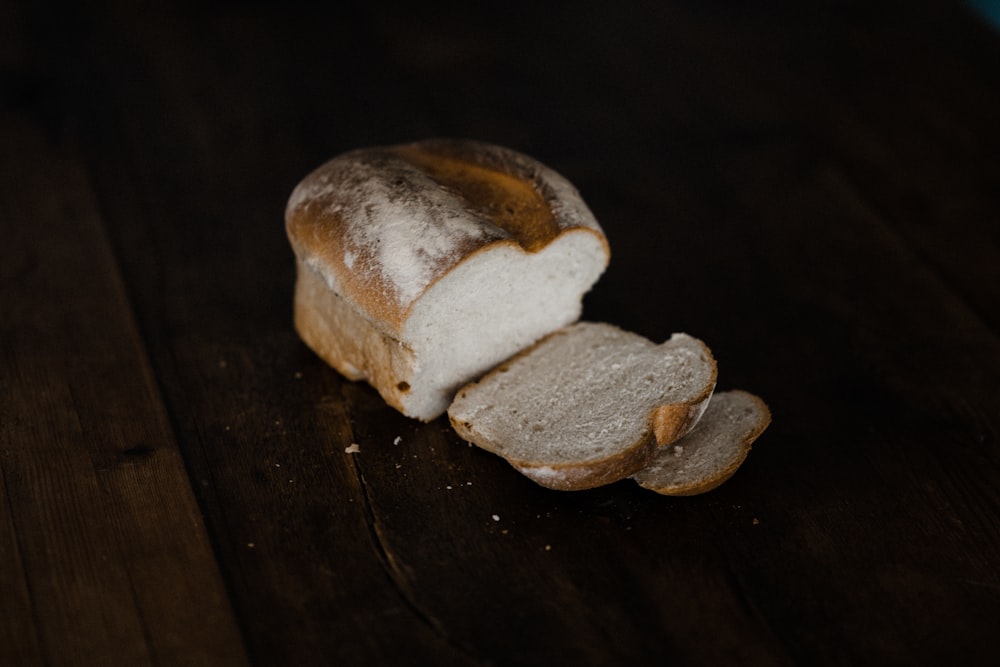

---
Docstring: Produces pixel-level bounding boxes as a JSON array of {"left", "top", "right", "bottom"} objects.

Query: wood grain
[
  {"left": 3, "top": 0, "right": 999, "bottom": 665},
  {"left": 0, "top": 114, "right": 247, "bottom": 664}
]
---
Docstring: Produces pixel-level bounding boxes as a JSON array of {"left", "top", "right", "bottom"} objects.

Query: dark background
[{"left": 2, "top": 1, "right": 999, "bottom": 665}]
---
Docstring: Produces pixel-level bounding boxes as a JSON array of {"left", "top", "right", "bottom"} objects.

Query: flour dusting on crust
[
  {"left": 286, "top": 140, "right": 607, "bottom": 334},
  {"left": 290, "top": 150, "right": 505, "bottom": 306}
]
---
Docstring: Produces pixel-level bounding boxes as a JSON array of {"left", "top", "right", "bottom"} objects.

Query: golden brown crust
[
  {"left": 389, "top": 144, "right": 560, "bottom": 251},
  {"left": 512, "top": 441, "right": 658, "bottom": 491},
  {"left": 650, "top": 339, "right": 717, "bottom": 445},
  {"left": 285, "top": 139, "right": 608, "bottom": 335},
  {"left": 292, "top": 261, "right": 415, "bottom": 414}
]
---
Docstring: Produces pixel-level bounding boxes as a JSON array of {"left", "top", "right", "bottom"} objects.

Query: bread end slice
[{"left": 632, "top": 390, "right": 771, "bottom": 496}]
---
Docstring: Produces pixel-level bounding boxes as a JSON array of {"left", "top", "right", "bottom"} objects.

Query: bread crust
[
  {"left": 286, "top": 139, "right": 609, "bottom": 334},
  {"left": 512, "top": 441, "right": 658, "bottom": 491},
  {"left": 293, "top": 261, "right": 415, "bottom": 413}
]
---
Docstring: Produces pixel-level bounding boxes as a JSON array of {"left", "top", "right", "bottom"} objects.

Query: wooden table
[{"left": 3, "top": 1, "right": 999, "bottom": 664}]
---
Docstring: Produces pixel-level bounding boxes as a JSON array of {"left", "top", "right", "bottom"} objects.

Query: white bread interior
[
  {"left": 294, "top": 229, "right": 608, "bottom": 420},
  {"left": 287, "top": 140, "right": 610, "bottom": 421}
]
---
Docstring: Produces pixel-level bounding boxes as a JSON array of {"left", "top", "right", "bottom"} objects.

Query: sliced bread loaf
[
  {"left": 632, "top": 390, "right": 771, "bottom": 495},
  {"left": 286, "top": 139, "right": 610, "bottom": 421},
  {"left": 447, "top": 322, "right": 717, "bottom": 490}
]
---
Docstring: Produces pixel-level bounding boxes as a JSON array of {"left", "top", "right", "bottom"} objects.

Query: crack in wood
[{"left": 346, "top": 442, "right": 481, "bottom": 662}]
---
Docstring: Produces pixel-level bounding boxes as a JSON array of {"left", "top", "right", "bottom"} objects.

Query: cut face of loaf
[
  {"left": 632, "top": 390, "right": 771, "bottom": 495},
  {"left": 285, "top": 140, "right": 610, "bottom": 421},
  {"left": 447, "top": 322, "right": 718, "bottom": 491}
]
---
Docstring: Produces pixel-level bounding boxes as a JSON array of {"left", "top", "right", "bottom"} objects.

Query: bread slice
[
  {"left": 447, "top": 322, "right": 717, "bottom": 490},
  {"left": 632, "top": 390, "right": 771, "bottom": 495},
  {"left": 286, "top": 139, "right": 610, "bottom": 421}
]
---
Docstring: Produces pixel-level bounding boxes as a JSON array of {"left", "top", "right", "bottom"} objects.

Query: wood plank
[
  {"left": 339, "top": 3, "right": 1000, "bottom": 663},
  {"left": 593, "top": 99, "right": 1000, "bottom": 658},
  {"left": 708, "top": 160, "right": 1000, "bottom": 665},
  {"left": 20, "top": 0, "right": 1000, "bottom": 664},
  {"left": 0, "top": 112, "right": 248, "bottom": 665},
  {"left": 346, "top": 134, "right": 1000, "bottom": 664},
  {"left": 0, "top": 462, "right": 43, "bottom": 666},
  {"left": 347, "top": 399, "right": 793, "bottom": 664},
  {"left": 44, "top": 1, "right": 476, "bottom": 663},
  {"left": 625, "top": 2, "right": 1000, "bottom": 330},
  {"left": 0, "top": 5, "right": 45, "bottom": 665},
  {"left": 784, "top": 3, "right": 1000, "bottom": 331}
]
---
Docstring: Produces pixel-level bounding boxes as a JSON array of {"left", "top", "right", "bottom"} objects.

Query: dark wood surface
[{"left": 3, "top": 1, "right": 999, "bottom": 664}]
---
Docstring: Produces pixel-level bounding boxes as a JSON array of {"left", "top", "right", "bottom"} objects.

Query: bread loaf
[
  {"left": 447, "top": 322, "right": 717, "bottom": 490},
  {"left": 632, "top": 390, "right": 771, "bottom": 495},
  {"left": 285, "top": 140, "right": 610, "bottom": 421}
]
